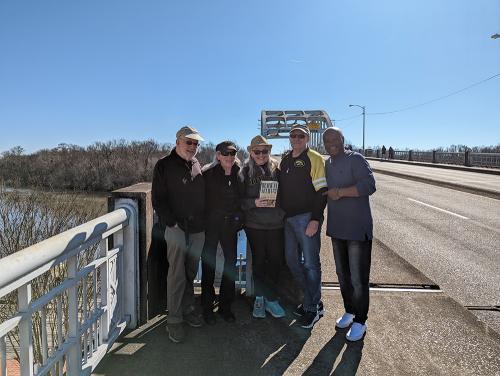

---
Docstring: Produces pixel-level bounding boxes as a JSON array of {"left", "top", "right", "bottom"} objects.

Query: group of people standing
[
  {"left": 381, "top": 145, "right": 395, "bottom": 159},
  {"left": 151, "top": 124, "right": 376, "bottom": 344}
]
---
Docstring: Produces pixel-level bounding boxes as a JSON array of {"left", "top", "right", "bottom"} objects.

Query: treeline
[{"left": 0, "top": 140, "right": 245, "bottom": 191}]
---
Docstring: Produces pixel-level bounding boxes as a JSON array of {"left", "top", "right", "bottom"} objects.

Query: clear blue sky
[{"left": 1, "top": 0, "right": 499, "bottom": 154}]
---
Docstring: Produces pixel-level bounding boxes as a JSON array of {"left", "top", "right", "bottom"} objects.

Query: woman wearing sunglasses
[
  {"left": 240, "top": 135, "right": 286, "bottom": 319},
  {"left": 201, "top": 141, "right": 243, "bottom": 325}
]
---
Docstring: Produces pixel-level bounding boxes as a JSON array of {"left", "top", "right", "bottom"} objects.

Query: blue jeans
[
  {"left": 331, "top": 238, "right": 372, "bottom": 324},
  {"left": 284, "top": 212, "right": 322, "bottom": 312}
]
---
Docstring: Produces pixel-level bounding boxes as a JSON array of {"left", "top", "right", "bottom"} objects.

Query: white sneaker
[
  {"left": 335, "top": 312, "right": 355, "bottom": 329},
  {"left": 346, "top": 322, "right": 367, "bottom": 342}
]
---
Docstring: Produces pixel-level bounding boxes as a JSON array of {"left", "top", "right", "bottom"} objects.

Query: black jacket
[
  {"left": 202, "top": 162, "right": 242, "bottom": 222},
  {"left": 241, "top": 164, "right": 285, "bottom": 230},
  {"left": 151, "top": 148, "right": 205, "bottom": 233},
  {"left": 279, "top": 148, "right": 327, "bottom": 221}
]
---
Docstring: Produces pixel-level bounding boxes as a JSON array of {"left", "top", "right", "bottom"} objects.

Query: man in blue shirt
[{"left": 322, "top": 127, "right": 376, "bottom": 342}]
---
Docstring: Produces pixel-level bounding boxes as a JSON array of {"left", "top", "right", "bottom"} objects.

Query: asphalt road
[{"left": 370, "top": 172, "right": 500, "bottom": 333}]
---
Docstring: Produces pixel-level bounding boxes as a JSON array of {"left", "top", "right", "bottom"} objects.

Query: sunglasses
[
  {"left": 220, "top": 150, "right": 237, "bottom": 156},
  {"left": 289, "top": 133, "right": 306, "bottom": 139},
  {"left": 252, "top": 149, "right": 269, "bottom": 155},
  {"left": 184, "top": 139, "right": 199, "bottom": 147}
]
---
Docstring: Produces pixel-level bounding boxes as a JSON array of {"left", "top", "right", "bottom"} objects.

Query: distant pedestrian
[
  {"left": 240, "top": 135, "right": 286, "bottom": 320},
  {"left": 279, "top": 124, "right": 328, "bottom": 329},
  {"left": 152, "top": 126, "right": 205, "bottom": 344},
  {"left": 322, "top": 127, "right": 376, "bottom": 342},
  {"left": 381, "top": 145, "right": 387, "bottom": 160},
  {"left": 388, "top": 146, "right": 394, "bottom": 159},
  {"left": 201, "top": 141, "right": 243, "bottom": 325}
]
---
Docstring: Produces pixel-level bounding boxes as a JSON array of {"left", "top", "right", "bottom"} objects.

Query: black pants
[
  {"left": 331, "top": 237, "right": 372, "bottom": 324},
  {"left": 245, "top": 227, "right": 284, "bottom": 301},
  {"left": 201, "top": 218, "right": 238, "bottom": 313}
]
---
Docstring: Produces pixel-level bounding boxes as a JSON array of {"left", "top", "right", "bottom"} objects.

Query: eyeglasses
[
  {"left": 289, "top": 133, "right": 306, "bottom": 139},
  {"left": 220, "top": 150, "right": 237, "bottom": 156},
  {"left": 184, "top": 139, "right": 199, "bottom": 147},
  {"left": 252, "top": 149, "right": 269, "bottom": 155}
]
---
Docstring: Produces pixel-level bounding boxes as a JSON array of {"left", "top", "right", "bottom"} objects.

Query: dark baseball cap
[{"left": 216, "top": 141, "right": 237, "bottom": 152}]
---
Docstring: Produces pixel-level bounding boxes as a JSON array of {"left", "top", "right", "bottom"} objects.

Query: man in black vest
[{"left": 152, "top": 126, "right": 205, "bottom": 343}]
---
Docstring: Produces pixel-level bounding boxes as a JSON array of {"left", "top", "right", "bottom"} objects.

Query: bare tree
[{"left": 0, "top": 188, "right": 105, "bottom": 369}]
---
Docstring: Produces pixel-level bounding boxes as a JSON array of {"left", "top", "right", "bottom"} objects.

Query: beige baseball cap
[{"left": 176, "top": 126, "right": 204, "bottom": 141}]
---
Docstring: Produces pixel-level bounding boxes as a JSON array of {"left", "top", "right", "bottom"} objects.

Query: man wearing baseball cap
[
  {"left": 152, "top": 125, "right": 205, "bottom": 343},
  {"left": 279, "top": 124, "right": 328, "bottom": 329}
]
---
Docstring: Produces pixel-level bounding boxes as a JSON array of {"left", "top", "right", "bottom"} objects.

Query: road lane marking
[
  {"left": 322, "top": 286, "right": 443, "bottom": 293},
  {"left": 406, "top": 198, "right": 469, "bottom": 219}
]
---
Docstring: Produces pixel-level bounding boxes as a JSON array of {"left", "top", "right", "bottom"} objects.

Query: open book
[{"left": 259, "top": 181, "right": 279, "bottom": 207}]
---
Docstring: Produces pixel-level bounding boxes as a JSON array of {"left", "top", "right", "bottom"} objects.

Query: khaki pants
[{"left": 164, "top": 226, "right": 204, "bottom": 324}]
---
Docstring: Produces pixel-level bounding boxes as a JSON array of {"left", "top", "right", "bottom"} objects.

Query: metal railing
[
  {"left": 193, "top": 230, "right": 252, "bottom": 295},
  {"left": 369, "top": 149, "right": 500, "bottom": 168},
  {"left": 411, "top": 151, "right": 433, "bottom": 163},
  {"left": 0, "top": 200, "right": 139, "bottom": 376},
  {"left": 435, "top": 152, "right": 466, "bottom": 165},
  {"left": 470, "top": 152, "right": 500, "bottom": 168}
]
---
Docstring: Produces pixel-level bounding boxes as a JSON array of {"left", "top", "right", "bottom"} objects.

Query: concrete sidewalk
[
  {"left": 93, "top": 233, "right": 500, "bottom": 376},
  {"left": 367, "top": 159, "right": 500, "bottom": 199},
  {"left": 92, "top": 292, "right": 500, "bottom": 375},
  {"left": 365, "top": 157, "right": 500, "bottom": 175}
]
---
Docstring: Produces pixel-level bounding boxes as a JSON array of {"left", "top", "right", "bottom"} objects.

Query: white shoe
[
  {"left": 346, "top": 322, "right": 367, "bottom": 342},
  {"left": 335, "top": 312, "right": 355, "bottom": 329}
]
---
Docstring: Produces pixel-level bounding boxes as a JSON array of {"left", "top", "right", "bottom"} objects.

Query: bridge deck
[{"left": 93, "top": 225, "right": 500, "bottom": 376}]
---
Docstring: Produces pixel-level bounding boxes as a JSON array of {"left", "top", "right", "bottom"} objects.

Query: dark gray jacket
[{"left": 240, "top": 164, "right": 285, "bottom": 230}]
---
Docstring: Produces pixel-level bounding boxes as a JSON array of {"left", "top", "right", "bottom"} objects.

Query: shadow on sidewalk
[
  {"left": 303, "top": 329, "right": 364, "bottom": 375},
  {"left": 94, "top": 297, "right": 321, "bottom": 376}
]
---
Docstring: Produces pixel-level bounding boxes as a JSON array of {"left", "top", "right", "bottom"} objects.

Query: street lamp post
[{"left": 349, "top": 104, "right": 366, "bottom": 153}]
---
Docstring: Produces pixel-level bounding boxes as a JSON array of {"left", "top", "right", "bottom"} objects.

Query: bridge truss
[{"left": 260, "top": 110, "right": 334, "bottom": 150}]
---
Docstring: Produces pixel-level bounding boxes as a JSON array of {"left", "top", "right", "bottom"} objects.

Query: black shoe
[
  {"left": 299, "top": 310, "right": 321, "bottom": 329},
  {"left": 293, "top": 304, "right": 306, "bottom": 317},
  {"left": 317, "top": 301, "right": 325, "bottom": 317},
  {"left": 203, "top": 311, "right": 216, "bottom": 325},
  {"left": 218, "top": 310, "right": 236, "bottom": 323}
]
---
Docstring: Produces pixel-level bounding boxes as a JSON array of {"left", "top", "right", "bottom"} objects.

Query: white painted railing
[{"left": 0, "top": 199, "right": 139, "bottom": 376}]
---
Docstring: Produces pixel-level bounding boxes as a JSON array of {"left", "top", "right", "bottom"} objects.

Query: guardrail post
[
  {"left": 67, "top": 255, "right": 81, "bottom": 376},
  {"left": 18, "top": 284, "right": 34, "bottom": 376},
  {"left": 115, "top": 199, "right": 139, "bottom": 329},
  {"left": 465, "top": 150, "right": 471, "bottom": 166},
  {"left": 109, "top": 183, "right": 153, "bottom": 325},
  {"left": 432, "top": 150, "right": 437, "bottom": 163}
]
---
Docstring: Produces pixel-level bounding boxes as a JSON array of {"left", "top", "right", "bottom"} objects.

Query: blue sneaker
[
  {"left": 253, "top": 296, "right": 266, "bottom": 318},
  {"left": 265, "top": 299, "right": 285, "bottom": 318}
]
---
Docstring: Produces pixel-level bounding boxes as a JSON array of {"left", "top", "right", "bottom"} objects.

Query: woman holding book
[{"left": 240, "top": 135, "right": 286, "bottom": 319}]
